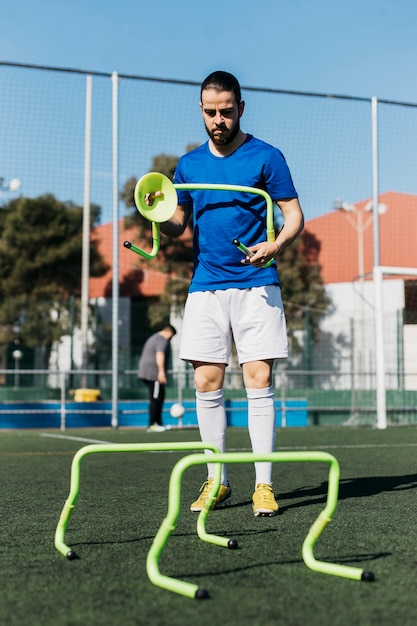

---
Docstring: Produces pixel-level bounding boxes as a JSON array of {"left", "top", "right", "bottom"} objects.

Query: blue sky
[
  {"left": 1, "top": 0, "right": 417, "bottom": 225},
  {"left": 2, "top": 0, "right": 417, "bottom": 103}
]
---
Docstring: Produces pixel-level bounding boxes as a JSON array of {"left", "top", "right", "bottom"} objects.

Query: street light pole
[
  {"left": 12, "top": 349, "right": 23, "bottom": 389},
  {"left": 333, "top": 199, "right": 388, "bottom": 403},
  {"left": 0, "top": 178, "right": 21, "bottom": 192},
  {"left": 334, "top": 199, "right": 387, "bottom": 283},
  {"left": 333, "top": 200, "right": 373, "bottom": 283}
]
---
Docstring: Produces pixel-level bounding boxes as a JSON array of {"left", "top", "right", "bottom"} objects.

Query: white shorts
[{"left": 179, "top": 285, "right": 288, "bottom": 365}]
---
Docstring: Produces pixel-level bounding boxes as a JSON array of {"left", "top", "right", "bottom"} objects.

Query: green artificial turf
[{"left": 1, "top": 426, "right": 416, "bottom": 625}]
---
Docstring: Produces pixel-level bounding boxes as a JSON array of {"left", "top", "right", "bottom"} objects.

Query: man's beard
[{"left": 205, "top": 119, "right": 240, "bottom": 146}]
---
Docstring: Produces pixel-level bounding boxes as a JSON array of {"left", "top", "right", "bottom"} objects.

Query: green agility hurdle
[
  {"left": 54, "top": 442, "right": 221, "bottom": 560},
  {"left": 146, "top": 451, "right": 375, "bottom": 599}
]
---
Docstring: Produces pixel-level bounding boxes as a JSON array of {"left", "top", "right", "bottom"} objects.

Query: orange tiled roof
[
  {"left": 89, "top": 220, "right": 169, "bottom": 298},
  {"left": 305, "top": 191, "right": 417, "bottom": 284}
]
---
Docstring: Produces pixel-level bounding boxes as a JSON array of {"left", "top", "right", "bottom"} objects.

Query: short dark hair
[
  {"left": 162, "top": 324, "right": 177, "bottom": 336},
  {"left": 200, "top": 71, "right": 242, "bottom": 106}
]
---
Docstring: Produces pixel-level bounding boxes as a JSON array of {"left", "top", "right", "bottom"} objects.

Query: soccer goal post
[{"left": 374, "top": 265, "right": 417, "bottom": 429}]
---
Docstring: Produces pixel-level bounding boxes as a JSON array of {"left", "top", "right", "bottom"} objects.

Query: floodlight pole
[
  {"left": 371, "top": 97, "right": 381, "bottom": 270},
  {"left": 111, "top": 72, "right": 120, "bottom": 429},
  {"left": 371, "top": 97, "right": 387, "bottom": 429},
  {"left": 80, "top": 74, "right": 92, "bottom": 387}
]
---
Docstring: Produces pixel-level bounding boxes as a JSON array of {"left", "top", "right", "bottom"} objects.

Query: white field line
[
  {"left": 273, "top": 443, "right": 417, "bottom": 450},
  {"left": 40, "top": 433, "right": 113, "bottom": 444},
  {"left": 39, "top": 433, "right": 417, "bottom": 451}
]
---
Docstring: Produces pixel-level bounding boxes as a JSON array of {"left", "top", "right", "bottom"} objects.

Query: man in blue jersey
[{"left": 149, "top": 71, "right": 304, "bottom": 516}]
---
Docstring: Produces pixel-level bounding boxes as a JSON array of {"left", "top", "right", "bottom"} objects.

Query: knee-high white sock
[
  {"left": 246, "top": 386, "right": 276, "bottom": 487},
  {"left": 196, "top": 389, "right": 227, "bottom": 484}
]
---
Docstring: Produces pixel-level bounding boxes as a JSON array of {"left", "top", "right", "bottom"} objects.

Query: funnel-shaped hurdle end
[{"left": 134, "top": 172, "right": 178, "bottom": 223}]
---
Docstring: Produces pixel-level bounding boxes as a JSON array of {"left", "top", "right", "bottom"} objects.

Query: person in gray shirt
[{"left": 138, "top": 325, "right": 177, "bottom": 432}]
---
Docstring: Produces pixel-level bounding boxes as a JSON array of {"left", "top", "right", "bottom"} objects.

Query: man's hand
[
  {"left": 144, "top": 191, "right": 164, "bottom": 206},
  {"left": 242, "top": 241, "right": 280, "bottom": 267}
]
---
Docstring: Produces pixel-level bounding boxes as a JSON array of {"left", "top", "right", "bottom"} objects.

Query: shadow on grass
[
  {"left": 279, "top": 473, "right": 417, "bottom": 512},
  {"left": 174, "top": 550, "right": 391, "bottom": 579}
]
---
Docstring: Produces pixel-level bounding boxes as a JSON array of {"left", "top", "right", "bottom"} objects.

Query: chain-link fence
[{"left": 1, "top": 61, "right": 416, "bottom": 426}]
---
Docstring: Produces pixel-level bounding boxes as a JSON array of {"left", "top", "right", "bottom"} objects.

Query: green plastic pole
[
  {"left": 146, "top": 458, "right": 223, "bottom": 599},
  {"left": 146, "top": 451, "right": 374, "bottom": 599},
  {"left": 301, "top": 458, "right": 371, "bottom": 581},
  {"left": 174, "top": 183, "right": 275, "bottom": 244},
  {"left": 54, "top": 442, "right": 221, "bottom": 560},
  {"left": 124, "top": 222, "right": 160, "bottom": 259}
]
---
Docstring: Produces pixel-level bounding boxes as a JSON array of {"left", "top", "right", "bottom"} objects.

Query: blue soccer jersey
[{"left": 174, "top": 135, "right": 298, "bottom": 292}]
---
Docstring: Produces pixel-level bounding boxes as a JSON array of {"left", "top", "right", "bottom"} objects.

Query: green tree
[
  {"left": 0, "top": 194, "right": 108, "bottom": 368},
  {"left": 278, "top": 229, "right": 332, "bottom": 348}
]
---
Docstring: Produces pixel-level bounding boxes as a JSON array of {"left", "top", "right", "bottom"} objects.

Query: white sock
[
  {"left": 196, "top": 389, "right": 227, "bottom": 484},
  {"left": 246, "top": 386, "right": 276, "bottom": 487}
]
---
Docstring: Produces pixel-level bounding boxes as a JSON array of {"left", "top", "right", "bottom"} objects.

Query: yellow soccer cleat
[
  {"left": 190, "top": 478, "right": 232, "bottom": 512},
  {"left": 252, "top": 483, "right": 279, "bottom": 517}
]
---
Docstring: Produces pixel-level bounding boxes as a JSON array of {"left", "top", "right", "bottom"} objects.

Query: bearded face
[
  {"left": 200, "top": 89, "right": 244, "bottom": 148},
  {"left": 204, "top": 112, "right": 241, "bottom": 146}
]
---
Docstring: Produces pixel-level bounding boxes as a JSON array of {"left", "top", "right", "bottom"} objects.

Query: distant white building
[{"left": 306, "top": 191, "right": 417, "bottom": 390}]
